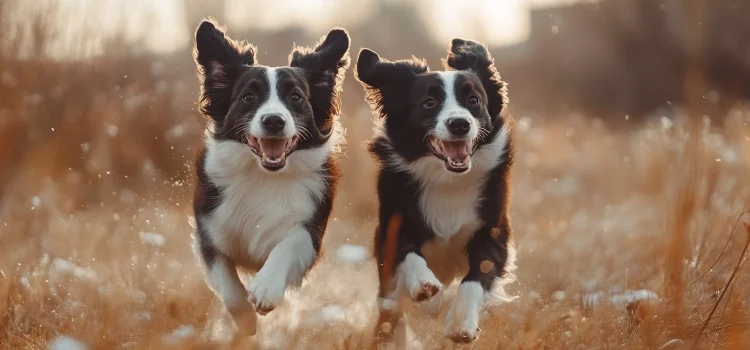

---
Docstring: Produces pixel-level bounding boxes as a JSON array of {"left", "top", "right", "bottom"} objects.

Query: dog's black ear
[
  {"left": 289, "top": 28, "right": 351, "bottom": 133},
  {"left": 290, "top": 28, "right": 350, "bottom": 85},
  {"left": 355, "top": 48, "right": 429, "bottom": 119},
  {"left": 355, "top": 49, "right": 428, "bottom": 90},
  {"left": 444, "top": 38, "right": 507, "bottom": 118},
  {"left": 193, "top": 19, "right": 256, "bottom": 122}
]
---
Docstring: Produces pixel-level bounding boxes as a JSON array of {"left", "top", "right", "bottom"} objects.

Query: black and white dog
[
  {"left": 191, "top": 19, "right": 350, "bottom": 335},
  {"left": 355, "top": 39, "right": 517, "bottom": 343}
]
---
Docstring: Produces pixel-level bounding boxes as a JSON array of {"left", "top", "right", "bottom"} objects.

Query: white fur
[
  {"left": 435, "top": 71, "right": 478, "bottom": 141},
  {"left": 249, "top": 68, "right": 297, "bottom": 138},
  {"left": 201, "top": 119, "right": 343, "bottom": 312},
  {"left": 248, "top": 226, "right": 316, "bottom": 310},
  {"left": 488, "top": 240, "right": 518, "bottom": 303},
  {"left": 395, "top": 252, "right": 442, "bottom": 301},
  {"left": 445, "top": 281, "right": 484, "bottom": 340}
]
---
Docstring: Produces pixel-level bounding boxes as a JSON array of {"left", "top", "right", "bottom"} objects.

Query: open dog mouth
[
  {"left": 247, "top": 136, "right": 299, "bottom": 171},
  {"left": 428, "top": 136, "right": 478, "bottom": 173}
]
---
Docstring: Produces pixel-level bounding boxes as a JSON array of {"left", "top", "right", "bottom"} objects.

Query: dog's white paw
[
  {"left": 409, "top": 277, "right": 442, "bottom": 303},
  {"left": 444, "top": 281, "right": 483, "bottom": 344},
  {"left": 446, "top": 327, "right": 479, "bottom": 344},
  {"left": 247, "top": 270, "right": 286, "bottom": 315},
  {"left": 401, "top": 253, "right": 442, "bottom": 303},
  {"left": 445, "top": 305, "right": 479, "bottom": 344}
]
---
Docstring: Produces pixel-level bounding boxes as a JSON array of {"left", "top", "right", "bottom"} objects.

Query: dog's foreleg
[
  {"left": 247, "top": 226, "right": 317, "bottom": 315},
  {"left": 445, "top": 222, "right": 514, "bottom": 344}
]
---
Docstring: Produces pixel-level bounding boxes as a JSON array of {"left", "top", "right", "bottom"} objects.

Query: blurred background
[{"left": 1, "top": 0, "right": 749, "bottom": 349}]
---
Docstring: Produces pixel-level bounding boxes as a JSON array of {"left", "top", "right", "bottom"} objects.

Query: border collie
[
  {"left": 355, "top": 39, "right": 517, "bottom": 343},
  {"left": 191, "top": 19, "right": 350, "bottom": 335}
]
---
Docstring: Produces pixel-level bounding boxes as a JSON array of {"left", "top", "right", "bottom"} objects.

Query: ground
[{"left": 1, "top": 112, "right": 749, "bottom": 349}]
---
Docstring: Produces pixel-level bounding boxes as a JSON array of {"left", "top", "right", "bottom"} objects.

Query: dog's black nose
[
  {"left": 261, "top": 114, "right": 286, "bottom": 134},
  {"left": 446, "top": 118, "right": 471, "bottom": 136}
]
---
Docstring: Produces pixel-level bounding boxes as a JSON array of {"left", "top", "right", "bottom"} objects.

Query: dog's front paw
[
  {"left": 247, "top": 271, "right": 286, "bottom": 315},
  {"left": 445, "top": 305, "right": 480, "bottom": 344},
  {"left": 446, "top": 327, "right": 479, "bottom": 344},
  {"left": 401, "top": 253, "right": 442, "bottom": 303},
  {"left": 444, "top": 281, "right": 484, "bottom": 344},
  {"left": 410, "top": 278, "right": 441, "bottom": 302}
]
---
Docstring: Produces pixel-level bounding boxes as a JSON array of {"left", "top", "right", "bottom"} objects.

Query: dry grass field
[{"left": 1, "top": 1, "right": 750, "bottom": 349}]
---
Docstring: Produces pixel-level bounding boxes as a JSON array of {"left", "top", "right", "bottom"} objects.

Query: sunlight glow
[{"left": 7, "top": 0, "right": 583, "bottom": 59}]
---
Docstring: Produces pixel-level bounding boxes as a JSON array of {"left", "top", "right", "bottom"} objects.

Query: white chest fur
[
  {"left": 201, "top": 137, "right": 327, "bottom": 267},
  {"left": 384, "top": 123, "right": 510, "bottom": 241},
  {"left": 416, "top": 170, "right": 485, "bottom": 282},
  {"left": 419, "top": 178, "right": 483, "bottom": 240}
]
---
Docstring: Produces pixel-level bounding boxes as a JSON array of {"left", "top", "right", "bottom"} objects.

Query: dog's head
[
  {"left": 194, "top": 19, "right": 350, "bottom": 172},
  {"left": 355, "top": 39, "right": 507, "bottom": 173}
]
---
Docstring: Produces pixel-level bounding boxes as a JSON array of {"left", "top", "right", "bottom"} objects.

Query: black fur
[
  {"left": 193, "top": 147, "right": 222, "bottom": 267},
  {"left": 290, "top": 29, "right": 351, "bottom": 134},
  {"left": 194, "top": 20, "right": 257, "bottom": 124}
]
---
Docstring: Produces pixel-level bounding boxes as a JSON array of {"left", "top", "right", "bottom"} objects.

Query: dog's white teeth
[
  {"left": 262, "top": 152, "right": 286, "bottom": 164},
  {"left": 447, "top": 157, "right": 468, "bottom": 167}
]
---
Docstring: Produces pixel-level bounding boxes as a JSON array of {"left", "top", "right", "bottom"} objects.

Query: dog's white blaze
[
  {"left": 201, "top": 119, "right": 343, "bottom": 308},
  {"left": 435, "top": 71, "right": 478, "bottom": 141},
  {"left": 249, "top": 68, "right": 297, "bottom": 138},
  {"left": 445, "top": 281, "right": 484, "bottom": 338}
]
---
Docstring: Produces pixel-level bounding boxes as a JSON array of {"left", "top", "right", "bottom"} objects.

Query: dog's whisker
[
  {"left": 294, "top": 125, "right": 313, "bottom": 141},
  {"left": 422, "top": 129, "right": 436, "bottom": 144}
]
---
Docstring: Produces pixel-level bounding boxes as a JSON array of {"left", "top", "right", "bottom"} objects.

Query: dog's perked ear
[
  {"left": 289, "top": 28, "right": 351, "bottom": 134},
  {"left": 193, "top": 19, "right": 257, "bottom": 123},
  {"left": 444, "top": 39, "right": 508, "bottom": 120},
  {"left": 354, "top": 48, "right": 429, "bottom": 119}
]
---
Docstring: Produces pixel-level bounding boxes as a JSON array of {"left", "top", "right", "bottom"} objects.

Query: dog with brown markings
[{"left": 355, "top": 38, "right": 518, "bottom": 344}]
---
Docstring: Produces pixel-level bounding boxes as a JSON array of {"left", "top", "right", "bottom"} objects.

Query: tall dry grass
[{"left": 1, "top": 1, "right": 750, "bottom": 349}]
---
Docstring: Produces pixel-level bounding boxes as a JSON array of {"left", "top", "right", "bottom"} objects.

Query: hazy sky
[{"left": 10, "top": 0, "right": 585, "bottom": 59}]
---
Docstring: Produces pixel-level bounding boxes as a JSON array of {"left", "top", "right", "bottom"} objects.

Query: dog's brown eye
[
  {"left": 423, "top": 98, "right": 436, "bottom": 108},
  {"left": 241, "top": 93, "right": 256, "bottom": 103},
  {"left": 289, "top": 93, "right": 303, "bottom": 102},
  {"left": 468, "top": 95, "right": 479, "bottom": 106}
]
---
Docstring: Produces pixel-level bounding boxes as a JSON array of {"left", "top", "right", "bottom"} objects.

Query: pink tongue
[
  {"left": 258, "top": 138, "right": 287, "bottom": 159},
  {"left": 442, "top": 141, "right": 470, "bottom": 160}
]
